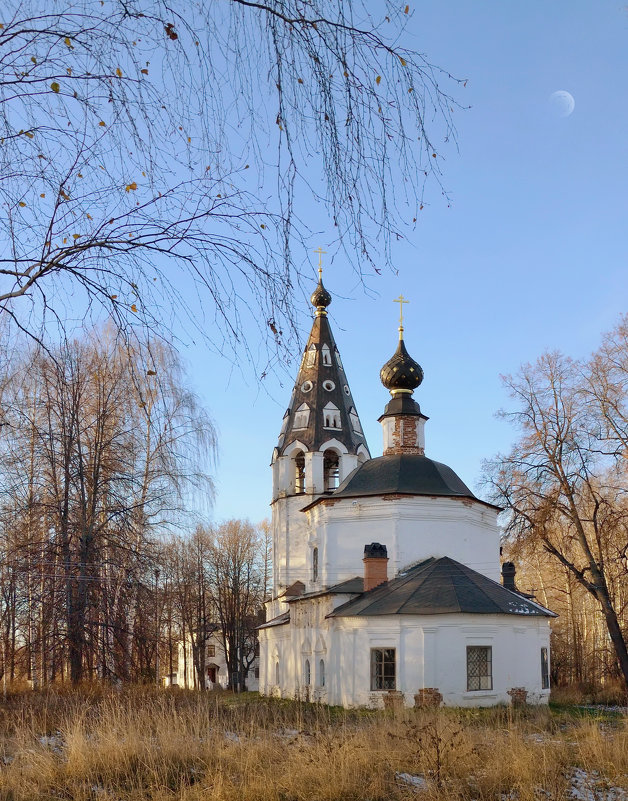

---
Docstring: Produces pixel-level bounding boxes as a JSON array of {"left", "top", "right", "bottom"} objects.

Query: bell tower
[{"left": 269, "top": 269, "right": 370, "bottom": 598}]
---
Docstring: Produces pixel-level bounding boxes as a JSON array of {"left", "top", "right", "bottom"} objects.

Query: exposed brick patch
[
  {"left": 507, "top": 687, "right": 528, "bottom": 706},
  {"left": 414, "top": 688, "right": 443, "bottom": 708},
  {"left": 383, "top": 690, "right": 405, "bottom": 711},
  {"left": 384, "top": 415, "right": 425, "bottom": 455}
]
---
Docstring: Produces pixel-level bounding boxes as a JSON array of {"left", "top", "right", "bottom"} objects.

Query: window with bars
[
  {"left": 466, "top": 646, "right": 492, "bottom": 691},
  {"left": 541, "top": 647, "right": 550, "bottom": 689},
  {"left": 207, "top": 644, "right": 215, "bottom": 657},
  {"left": 370, "top": 648, "right": 396, "bottom": 691}
]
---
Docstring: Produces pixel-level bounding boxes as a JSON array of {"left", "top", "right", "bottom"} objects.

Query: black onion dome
[
  {"left": 380, "top": 337, "right": 423, "bottom": 393},
  {"left": 310, "top": 277, "right": 332, "bottom": 309}
]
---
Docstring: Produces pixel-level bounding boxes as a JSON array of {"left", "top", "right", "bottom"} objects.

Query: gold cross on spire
[
  {"left": 314, "top": 247, "right": 327, "bottom": 279},
  {"left": 394, "top": 294, "right": 409, "bottom": 327}
]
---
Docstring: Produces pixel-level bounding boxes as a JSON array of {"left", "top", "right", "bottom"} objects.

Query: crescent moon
[{"left": 550, "top": 90, "right": 575, "bottom": 118}]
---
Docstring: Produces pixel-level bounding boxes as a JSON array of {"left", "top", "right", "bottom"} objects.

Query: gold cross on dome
[
  {"left": 314, "top": 247, "right": 327, "bottom": 278},
  {"left": 394, "top": 294, "right": 409, "bottom": 327}
]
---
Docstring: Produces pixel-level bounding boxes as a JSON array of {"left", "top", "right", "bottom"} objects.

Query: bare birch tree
[
  {"left": 486, "top": 344, "right": 628, "bottom": 692},
  {"left": 0, "top": 0, "right": 461, "bottom": 354}
]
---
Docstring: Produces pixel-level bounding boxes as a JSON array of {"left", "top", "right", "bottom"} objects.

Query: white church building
[{"left": 258, "top": 274, "right": 555, "bottom": 708}]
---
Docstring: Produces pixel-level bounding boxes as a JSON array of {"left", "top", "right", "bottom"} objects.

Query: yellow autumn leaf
[
  {"left": 64, "top": 36, "right": 72, "bottom": 47},
  {"left": 72, "top": 234, "right": 80, "bottom": 240},
  {"left": 77, "top": 173, "right": 83, "bottom": 178},
  {"left": 31, "top": 56, "right": 37, "bottom": 64},
  {"left": 86, "top": 213, "right": 92, "bottom": 220},
  {"left": 50, "top": 82, "right": 60, "bottom": 93},
  {"left": 98, "top": 121, "right": 106, "bottom": 127},
  {"left": 125, "top": 182, "right": 137, "bottom": 192},
  {"left": 116, "top": 68, "right": 122, "bottom": 77},
  {"left": 63, "top": 237, "right": 68, "bottom": 244},
  {"left": 376, "top": 75, "right": 381, "bottom": 85},
  {"left": 187, "top": 136, "right": 191, "bottom": 143},
  {"left": 404, "top": 4, "right": 409, "bottom": 12},
  {"left": 131, "top": 304, "right": 137, "bottom": 312},
  {"left": 400, "top": 57, "right": 407, "bottom": 66},
  {"left": 110, "top": 295, "right": 117, "bottom": 300},
  {"left": 24, "top": 131, "right": 34, "bottom": 138},
  {"left": 18, "top": 201, "right": 26, "bottom": 207},
  {"left": 141, "top": 68, "right": 148, "bottom": 75},
  {"left": 40, "top": 193, "right": 45, "bottom": 198}
]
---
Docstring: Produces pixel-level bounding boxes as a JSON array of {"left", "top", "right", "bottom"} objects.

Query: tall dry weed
[{"left": 0, "top": 687, "right": 624, "bottom": 801}]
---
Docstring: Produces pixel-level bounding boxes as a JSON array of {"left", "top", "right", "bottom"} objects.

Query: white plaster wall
[
  {"left": 259, "top": 607, "right": 551, "bottom": 708},
  {"left": 271, "top": 494, "right": 313, "bottom": 592},
  {"left": 308, "top": 495, "right": 501, "bottom": 585}
]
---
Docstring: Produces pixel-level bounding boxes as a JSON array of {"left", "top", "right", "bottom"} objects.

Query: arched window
[
  {"left": 294, "top": 451, "right": 305, "bottom": 494},
  {"left": 321, "top": 344, "right": 332, "bottom": 365},
  {"left": 323, "top": 402, "right": 341, "bottom": 429},
  {"left": 323, "top": 450, "right": 340, "bottom": 492},
  {"left": 293, "top": 403, "right": 310, "bottom": 429},
  {"left": 349, "top": 407, "right": 362, "bottom": 434},
  {"left": 312, "top": 547, "right": 318, "bottom": 582},
  {"left": 275, "top": 661, "right": 280, "bottom": 685},
  {"left": 319, "top": 659, "right": 325, "bottom": 688},
  {"left": 304, "top": 659, "right": 311, "bottom": 686}
]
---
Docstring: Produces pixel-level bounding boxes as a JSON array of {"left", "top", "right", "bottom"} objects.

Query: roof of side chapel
[
  {"left": 327, "top": 557, "right": 556, "bottom": 618},
  {"left": 276, "top": 275, "right": 370, "bottom": 457}
]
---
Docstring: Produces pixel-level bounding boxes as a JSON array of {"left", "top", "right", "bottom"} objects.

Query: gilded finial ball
[
  {"left": 380, "top": 337, "right": 423, "bottom": 393},
  {"left": 311, "top": 278, "right": 332, "bottom": 309}
]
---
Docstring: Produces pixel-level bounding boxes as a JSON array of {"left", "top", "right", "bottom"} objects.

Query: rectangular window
[
  {"left": 541, "top": 647, "right": 550, "bottom": 689},
  {"left": 466, "top": 645, "right": 492, "bottom": 691},
  {"left": 370, "top": 647, "right": 396, "bottom": 691},
  {"left": 207, "top": 644, "right": 215, "bottom": 658}
]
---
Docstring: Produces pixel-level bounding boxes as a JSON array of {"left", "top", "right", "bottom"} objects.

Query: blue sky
[{"left": 184, "top": 0, "right": 628, "bottom": 524}]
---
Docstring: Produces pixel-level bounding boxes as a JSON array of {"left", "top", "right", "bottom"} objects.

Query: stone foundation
[
  {"left": 383, "top": 690, "right": 405, "bottom": 711},
  {"left": 414, "top": 688, "right": 443, "bottom": 708},
  {"left": 507, "top": 687, "right": 528, "bottom": 707}
]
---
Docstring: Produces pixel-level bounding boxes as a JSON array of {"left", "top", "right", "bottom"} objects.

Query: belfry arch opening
[
  {"left": 294, "top": 451, "right": 306, "bottom": 494},
  {"left": 323, "top": 449, "right": 340, "bottom": 492}
]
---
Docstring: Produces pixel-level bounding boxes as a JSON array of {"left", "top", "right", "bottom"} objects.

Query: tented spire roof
[{"left": 276, "top": 276, "right": 369, "bottom": 457}]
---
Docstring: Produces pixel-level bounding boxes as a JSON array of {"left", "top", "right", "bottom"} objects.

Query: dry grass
[{"left": 0, "top": 687, "right": 624, "bottom": 801}]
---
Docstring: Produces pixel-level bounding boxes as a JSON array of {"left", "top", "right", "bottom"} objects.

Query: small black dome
[
  {"left": 311, "top": 277, "right": 332, "bottom": 309},
  {"left": 380, "top": 337, "right": 423, "bottom": 393}
]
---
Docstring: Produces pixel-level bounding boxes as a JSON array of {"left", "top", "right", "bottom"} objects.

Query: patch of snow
[
  {"left": 395, "top": 772, "right": 428, "bottom": 791},
  {"left": 569, "top": 768, "right": 627, "bottom": 801},
  {"left": 37, "top": 732, "right": 64, "bottom": 755}
]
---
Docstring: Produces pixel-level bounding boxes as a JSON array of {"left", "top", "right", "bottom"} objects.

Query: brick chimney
[
  {"left": 501, "top": 562, "right": 517, "bottom": 592},
  {"left": 363, "top": 543, "right": 389, "bottom": 592}
]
